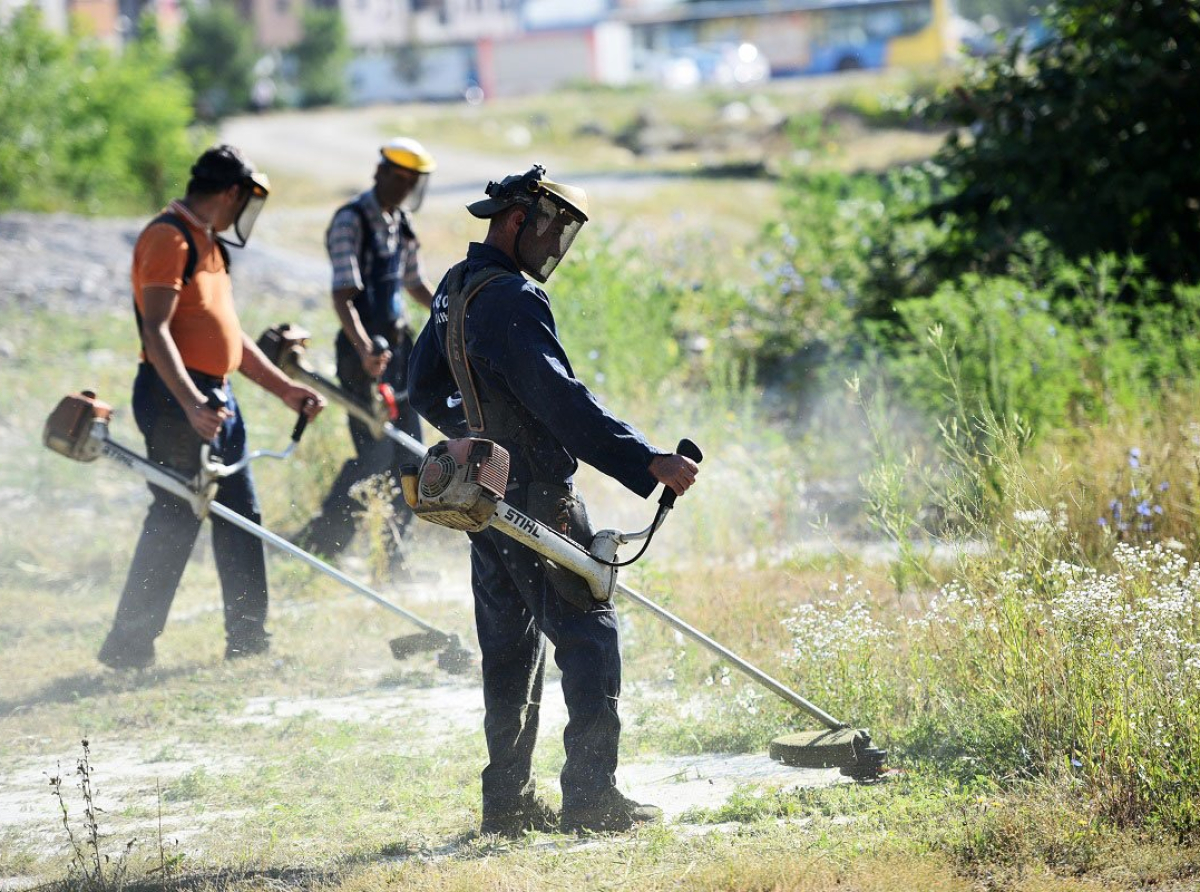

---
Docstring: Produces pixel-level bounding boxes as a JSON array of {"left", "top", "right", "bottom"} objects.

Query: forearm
[
  {"left": 143, "top": 325, "right": 209, "bottom": 408},
  {"left": 238, "top": 333, "right": 292, "bottom": 398},
  {"left": 407, "top": 280, "right": 435, "bottom": 310},
  {"left": 333, "top": 290, "right": 373, "bottom": 355}
]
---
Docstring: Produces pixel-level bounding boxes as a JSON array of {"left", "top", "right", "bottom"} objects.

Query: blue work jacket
[{"left": 408, "top": 242, "right": 663, "bottom": 496}]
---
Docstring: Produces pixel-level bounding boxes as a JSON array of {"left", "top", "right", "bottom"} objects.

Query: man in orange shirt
[{"left": 98, "top": 145, "right": 325, "bottom": 670}]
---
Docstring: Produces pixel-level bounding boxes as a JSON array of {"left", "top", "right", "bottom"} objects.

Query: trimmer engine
[
  {"left": 44, "top": 391, "right": 111, "bottom": 462},
  {"left": 401, "top": 438, "right": 510, "bottom": 532},
  {"left": 256, "top": 323, "right": 311, "bottom": 370}
]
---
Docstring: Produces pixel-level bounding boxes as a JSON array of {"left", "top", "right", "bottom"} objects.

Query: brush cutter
[
  {"left": 399, "top": 437, "right": 888, "bottom": 781},
  {"left": 257, "top": 324, "right": 423, "bottom": 458},
  {"left": 42, "top": 390, "right": 471, "bottom": 673}
]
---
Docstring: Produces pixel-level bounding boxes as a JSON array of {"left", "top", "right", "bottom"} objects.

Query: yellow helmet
[{"left": 380, "top": 137, "right": 436, "bottom": 174}]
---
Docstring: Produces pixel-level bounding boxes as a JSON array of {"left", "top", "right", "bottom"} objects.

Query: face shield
[
  {"left": 381, "top": 137, "right": 436, "bottom": 214},
  {"left": 220, "top": 171, "right": 270, "bottom": 248},
  {"left": 514, "top": 187, "right": 587, "bottom": 283},
  {"left": 400, "top": 171, "right": 430, "bottom": 213}
]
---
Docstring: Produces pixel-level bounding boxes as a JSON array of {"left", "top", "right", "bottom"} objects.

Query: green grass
[{"left": 8, "top": 83, "right": 1200, "bottom": 891}]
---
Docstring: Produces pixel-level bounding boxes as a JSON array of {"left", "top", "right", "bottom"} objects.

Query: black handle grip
[
  {"left": 290, "top": 401, "right": 313, "bottom": 443},
  {"left": 677, "top": 438, "right": 704, "bottom": 463},
  {"left": 205, "top": 388, "right": 229, "bottom": 411},
  {"left": 658, "top": 438, "right": 704, "bottom": 509},
  {"left": 371, "top": 335, "right": 390, "bottom": 356}
]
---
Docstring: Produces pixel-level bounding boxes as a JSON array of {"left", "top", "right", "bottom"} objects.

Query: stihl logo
[{"left": 503, "top": 507, "right": 540, "bottom": 538}]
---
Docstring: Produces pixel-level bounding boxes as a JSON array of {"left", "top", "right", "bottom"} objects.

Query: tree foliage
[
  {"left": 925, "top": 0, "right": 1200, "bottom": 290},
  {"left": 291, "top": 6, "right": 349, "bottom": 107},
  {"left": 954, "top": 0, "right": 1041, "bottom": 28},
  {"left": 176, "top": 0, "right": 257, "bottom": 120},
  {"left": 0, "top": 7, "right": 197, "bottom": 213}
]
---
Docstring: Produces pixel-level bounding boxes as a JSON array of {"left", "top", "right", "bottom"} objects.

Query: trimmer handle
[
  {"left": 290, "top": 399, "right": 314, "bottom": 443},
  {"left": 658, "top": 438, "right": 704, "bottom": 509},
  {"left": 205, "top": 388, "right": 229, "bottom": 411}
]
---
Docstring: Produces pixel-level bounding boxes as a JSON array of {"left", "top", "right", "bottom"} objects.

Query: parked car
[
  {"left": 645, "top": 41, "right": 771, "bottom": 89},
  {"left": 684, "top": 42, "right": 771, "bottom": 86}
]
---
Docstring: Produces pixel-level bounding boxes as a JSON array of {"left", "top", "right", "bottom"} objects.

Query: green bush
[
  {"left": 887, "top": 273, "right": 1088, "bottom": 440},
  {"left": 552, "top": 237, "right": 688, "bottom": 402},
  {"left": 0, "top": 8, "right": 197, "bottom": 214},
  {"left": 924, "top": 0, "right": 1200, "bottom": 289},
  {"left": 291, "top": 6, "right": 349, "bottom": 108},
  {"left": 176, "top": 0, "right": 257, "bottom": 120}
]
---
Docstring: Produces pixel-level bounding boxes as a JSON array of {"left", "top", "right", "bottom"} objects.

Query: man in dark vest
[
  {"left": 407, "top": 166, "right": 700, "bottom": 836},
  {"left": 295, "top": 138, "right": 437, "bottom": 571}
]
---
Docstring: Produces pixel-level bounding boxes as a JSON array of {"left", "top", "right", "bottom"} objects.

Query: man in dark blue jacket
[{"left": 408, "top": 166, "right": 699, "bottom": 837}]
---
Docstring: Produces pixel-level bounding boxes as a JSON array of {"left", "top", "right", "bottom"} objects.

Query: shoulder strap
[
  {"left": 133, "top": 212, "right": 201, "bottom": 347},
  {"left": 444, "top": 261, "right": 511, "bottom": 433},
  {"left": 215, "top": 237, "right": 232, "bottom": 275},
  {"left": 398, "top": 210, "right": 418, "bottom": 244},
  {"left": 151, "top": 212, "right": 200, "bottom": 285}
]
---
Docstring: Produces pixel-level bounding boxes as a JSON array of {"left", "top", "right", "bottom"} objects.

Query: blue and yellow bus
[{"left": 620, "top": 0, "right": 954, "bottom": 78}]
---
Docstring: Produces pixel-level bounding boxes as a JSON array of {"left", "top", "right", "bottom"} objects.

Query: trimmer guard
[
  {"left": 770, "top": 728, "right": 887, "bottom": 780},
  {"left": 44, "top": 391, "right": 112, "bottom": 462}
]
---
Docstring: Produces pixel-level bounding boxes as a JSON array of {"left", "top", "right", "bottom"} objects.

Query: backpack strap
[
  {"left": 152, "top": 212, "right": 200, "bottom": 285},
  {"left": 444, "top": 261, "right": 511, "bottom": 433},
  {"left": 133, "top": 213, "right": 229, "bottom": 346},
  {"left": 133, "top": 213, "right": 197, "bottom": 348}
]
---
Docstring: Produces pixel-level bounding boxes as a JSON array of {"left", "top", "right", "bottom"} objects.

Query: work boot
[
  {"left": 561, "top": 788, "right": 663, "bottom": 835},
  {"left": 97, "top": 632, "right": 155, "bottom": 671},
  {"left": 224, "top": 632, "right": 271, "bottom": 661},
  {"left": 480, "top": 793, "right": 559, "bottom": 838}
]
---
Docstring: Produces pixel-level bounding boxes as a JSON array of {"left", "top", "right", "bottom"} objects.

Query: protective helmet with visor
[
  {"left": 189, "top": 145, "right": 270, "bottom": 249},
  {"left": 467, "top": 165, "right": 588, "bottom": 283},
  {"left": 380, "top": 137, "right": 437, "bottom": 213}
]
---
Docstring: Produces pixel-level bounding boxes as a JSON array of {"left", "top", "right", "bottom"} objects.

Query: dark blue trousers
[
  {"left": 299, "top": 331, "right": 422, "bottom": 557},
  {"left": 106, "top": 364, "right": 268, "bottom": 648},
  {"left": 468, "top": 485, "right": 622, "bottom": 815}
]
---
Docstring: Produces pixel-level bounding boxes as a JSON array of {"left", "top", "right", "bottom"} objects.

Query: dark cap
[
  {"left": 467, "top": 164, "right": 588, "bottom": 221},
  {"left": 467, "top": 165, "right": 546, "bottom": 219},
  {"left": 190, "top": 144, "right": 259, "bottom": 190}
]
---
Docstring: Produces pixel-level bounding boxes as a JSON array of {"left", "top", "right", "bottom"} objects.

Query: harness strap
[
  {"left": 133, "top": 212, "right": 229, "bottom": 348},
  {"left": 444, "top": 261, "right": 509, "bottom": 433}
]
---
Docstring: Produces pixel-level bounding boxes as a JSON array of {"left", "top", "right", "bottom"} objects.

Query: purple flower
[
  {"left": 1137, "top": 501, "right": 1152, "bottom": 517},
  {"left": 1130, "top": 488, "right": 1140, "bottom": 498},
  {"left": 1129, "top": 447, "right": 1141, "bottom": 459},
  {"left": 1158, "top": 481, "right": 1170, "bottom": 492},
  {"left": 1097, "top": 517, "right": 1108, "bottom": 527},
  {"left": 1140, "top": 522, "right": 1153, "bottom": 532},
  {"left": 1154, "top": 505, "right": 1164, "bottom": 515}
]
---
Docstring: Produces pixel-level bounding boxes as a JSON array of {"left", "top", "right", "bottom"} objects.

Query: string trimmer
[
  {"left": 42, "top": 390, "right": 471, "bottom": 672},
  {"left": 257, "top": 324, "right": 423, "bottom": 458},
  {"left": 400, "top": 437, "right": 888, "bottom": 781}
]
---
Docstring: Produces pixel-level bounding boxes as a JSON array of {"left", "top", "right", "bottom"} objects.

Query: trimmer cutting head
[
  {"left": 770, "top": 728, "right": 888, "bottom": 781},
  {"left": 388, "top": 631, "right": 473, "bottom": 675}
]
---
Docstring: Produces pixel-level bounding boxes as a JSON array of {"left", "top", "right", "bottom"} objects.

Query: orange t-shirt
[{"left": 132, "top": 207, "right": 243, "bottom": 378}]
